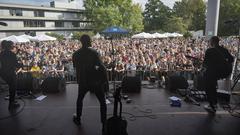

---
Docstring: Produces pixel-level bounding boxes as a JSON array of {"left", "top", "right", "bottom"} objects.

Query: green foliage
[
  {"left": 83, "top": 0, "right": 144, "bottom": 33},
  {"left": 218, "top": 0, "right": 240, "bottom": 36},
  {"left": 183, "top": 31, "right": 193, "bottom": 38},
  {"left": 46, "top": 32, "right": 64, "bottom": 40},
  {"left": 72, "top": 31, "right": 94, "bottom": 40},
  {"left": 143, "top": 0, "right": 171, "bottom": 32},
  {"left": 163, "top": 16, "right": 187, "bottom": 33},
  {"left": 172, "top": 0, "right": 206, "bottom": 31}
]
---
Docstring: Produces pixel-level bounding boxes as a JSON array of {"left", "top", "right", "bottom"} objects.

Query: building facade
[{"left": 0, "top": 1, "right": 92, "bottom": 38}]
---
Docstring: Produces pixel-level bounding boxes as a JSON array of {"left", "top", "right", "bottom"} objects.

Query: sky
[{"left": 0, "top": 0, "right": 180, "bottom": 9}]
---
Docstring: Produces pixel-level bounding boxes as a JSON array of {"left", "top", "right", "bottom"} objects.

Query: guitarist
[
  {"left": 0, "top": 40, "right": 22, "bottom": 110},
  {"left": 72, "top": 34, "right": 108, "bottom": 133},
  {"left": 203, "top": 36, "right": 234, "bottom": 113}
]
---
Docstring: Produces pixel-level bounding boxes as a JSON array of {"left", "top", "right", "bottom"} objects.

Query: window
[
  {"left": 24, "top": 20, "right": 45, "bottom": 27},
  {"left": 9, "top": 9, "right": 22, "bottom": 16},
  {"left": 72, "top": 22, "right": 79, "bottom": 27},
  {"left": 55, "top": 21, "right": 64, "bottom": 27},
  {"left": 34, "top": 10, "right": 44, "bottom": 17}
]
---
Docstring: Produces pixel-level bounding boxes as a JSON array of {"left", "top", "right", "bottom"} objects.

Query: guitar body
[{"left": 106, "top": 116, "right": 128, "bottom": 135}]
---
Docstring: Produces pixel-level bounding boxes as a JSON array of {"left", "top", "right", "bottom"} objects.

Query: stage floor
[{"left": 0, "top": 82, "right": 240, "bottom": 135}]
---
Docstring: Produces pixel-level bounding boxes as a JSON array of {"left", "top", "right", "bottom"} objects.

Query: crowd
[{"left": 1, "top": 36, "right": 239, "bottom": 81}]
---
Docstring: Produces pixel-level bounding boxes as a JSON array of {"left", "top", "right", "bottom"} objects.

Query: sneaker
[
  {"left": 204, "top": 104, "right": 217, "bottom": 113},
  {"left": 73, "top": 114, "right": 81, "bottom": 126},
  {"left": 8, "top": 102, "right": 20, "bottom": 110}
]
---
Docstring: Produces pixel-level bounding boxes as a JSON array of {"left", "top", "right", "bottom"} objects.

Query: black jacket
[
  {"left": 0, "top": 50, "right": 19, "bottom": 78},
  {"left": 72, "top": 47, "right": 108, "bottom": 88},
  {"left": 203, "top": 46, "right": 234, "bottom": 78}
]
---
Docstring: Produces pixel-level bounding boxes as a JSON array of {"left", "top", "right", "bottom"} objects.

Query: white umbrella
[
  {"left": 31, "top": 34, "right": 57, "bottom": 42},
  {"left": 0, "top": 35, "right": 30, "bottom": 43}
]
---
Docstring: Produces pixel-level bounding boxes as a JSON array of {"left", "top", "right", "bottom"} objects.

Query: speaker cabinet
[
  {"left": 41, "top": 77, "right": 66, "bottom": 93},
  {"left": 166, "top": 75, "right": 188, "bottom": 92},
  {"left": 122, "top": 76, "right": 141, "bottom": 93},
  {"left": 16, "top": 74, "right": 40, "bottom": 94}
]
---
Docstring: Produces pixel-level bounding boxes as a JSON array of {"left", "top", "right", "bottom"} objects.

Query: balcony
[
  {"left": 0, "top": 27, "right": 92, "bottom": 32},
  {"left": 0, "top": 15, "right": 90, "bottom": 22}
]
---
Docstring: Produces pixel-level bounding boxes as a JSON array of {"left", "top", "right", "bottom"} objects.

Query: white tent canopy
[
  {"left": 132, "top": 32, "right": 153, "bottom": 38},
  {"left": 0, "top": 35, "right": 30, "bottom": 43},
  {"left": 66, "top": 33, "right": 73, "bottom": 39},
  {"left": 152, "top": 33, "right": 168, "bottom": 38},
  {"left": 18, "top": 34, "right": 34, "bottom": 40},
  {"left": 93, "top": 33, "right": 102, "bottom": 39},
  {"left": 132, "top": 32, "right": 183, "bottom": 39},
  {"left": 31, "top": 34, "right": 57, "bottom": 42}
]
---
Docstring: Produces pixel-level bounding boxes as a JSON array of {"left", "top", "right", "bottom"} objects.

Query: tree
[
  {"left": 129, "top": 4, "right": 144, "bottom": 33},
  {"left": 143, "top": 0, "right": 171, "bottom": 32},
  {"left": 218, "top": 0, "right": 240, "bottom": 36},
  {"left": 189, "top": 0, "right": 206, "bottom": 31},
  {"left": 173, "top": 0, "right": 206, "bottom": 31},
  {"left": 83, "top": 0, "right": 144, "bottom": 33},
  {"left": 163, "top": 16, "right": 187, "bottom": 33}
]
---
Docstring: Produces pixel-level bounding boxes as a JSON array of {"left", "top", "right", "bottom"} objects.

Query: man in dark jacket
[
  {"left": 0, "top": 40, "right": 21, "bottom": 110},
  {"left": 72, "top": 35, "right": 108, "bottom": 130},
  {"left": 203, "top": 36, "right": 234, "bottom": 113}
]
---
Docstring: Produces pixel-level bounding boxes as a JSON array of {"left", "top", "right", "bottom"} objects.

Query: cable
[
  {"left": 221, "top": 103, "right": 240, "bottom": 118},
  {"left": 107, "top": 106, "right": 157, "bottom": 121},
  {"left": 122, "top": 112, "right": 157, "bottom": 121},
  {"left": 0, "top": 98, "right": 26, "bottom": 121}
]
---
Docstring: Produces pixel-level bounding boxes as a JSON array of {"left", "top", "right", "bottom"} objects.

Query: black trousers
[
  {"left": 76, "top": 84, "right": 107, "bottom": 123},
  {"left": 1, "top": 75, "right": 16, "bottom": 104},
  {"left": 204, "top": 74, "right": 218, "bottom": 106}
]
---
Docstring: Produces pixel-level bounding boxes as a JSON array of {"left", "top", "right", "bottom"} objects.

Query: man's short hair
[
  {"left": 210, "top": 36, "right": 219, "bottom": 46},
  {"left": 80, "top": 34, "right": 91, "bottom": 47},
  {"left": 1, "top": 40, "right": 13, "bottom": 50}
]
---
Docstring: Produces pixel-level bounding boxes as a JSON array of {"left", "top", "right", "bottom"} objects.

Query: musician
[
  {"left": 72, "top": 34, "right": 108, "bottom": 132},
  {"left": 0, "top": 40, "right": 22, "bottom": 110},
  {"left": 203, "top": 36, "right": 234, "bottom": 113}
]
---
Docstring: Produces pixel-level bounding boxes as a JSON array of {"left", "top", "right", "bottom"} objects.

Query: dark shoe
[
  {"left": 8, "top": 102, "right": 20, "bottom": 110},
  {"left": 204, "top": 104, "right": 217, "bottom": 113},
  {"left": 73, "top": 114, "right": 81, "bottom": 126}
]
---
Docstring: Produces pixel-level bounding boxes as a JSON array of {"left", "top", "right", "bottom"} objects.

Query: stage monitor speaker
[
  {"left": 166, "top": 75, "right": 188, "bottom": 92},
  {"left": 193, "top": 74, "right": 205, "bottom": 91},
  {"left": 217, "top": 90, "right": 230, "bottom": 103},
  {"left": 41, "top": 77, "right": 66, "bottom": 93},
  {"left": 16, "top": 75, "right": 40, "bottom": 94},
  {"left": 122, "top": 76, "right": 141, "bottom": 93}
]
